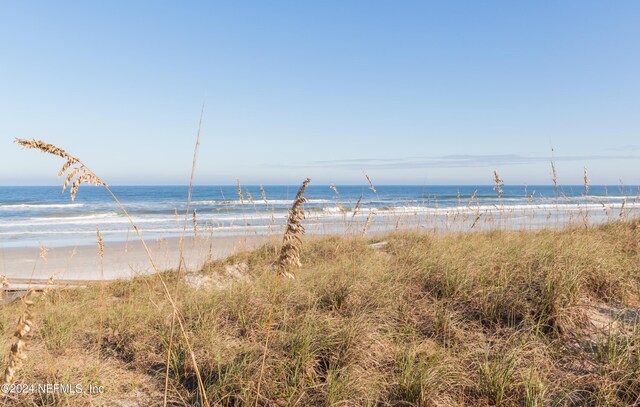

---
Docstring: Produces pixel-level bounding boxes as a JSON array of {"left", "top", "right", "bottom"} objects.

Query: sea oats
[
  {"left": 0, "top": 275, "right": 8, "bottom": 290},
  {"left": 39, "top": 245, "right": 49, "bottom": 262},
  {"left": 15, "top": 139, "right": 76, "bottom": 161},
  {"left": 584, "top": 167, "right": 589, "bottom": 195},
  {"left": 493, "top": 170, "right": 504, "bottom": 198},
  {"left": 62, "top": 166, "right": 83, "bottom": 192},
  {"left": 351, "top": 195, "right": 363, "bottom": 221},
  {"left": 364, "top": 173, "right": 377, "bottom": 193},
  {"left": 193, "top": 209, "right": 198, "bottom": 238},
  {"left": 550, "top": 150, "right": 559, "bottom": 204},
  {"left": 468, "top": 190, "right": 477, "bottom": 206},
  {"left": 57, "top": 159, "right": 77, "bottom": 177},
  {"left": 70, "top": 173, "right": 104, "bottom": 201},
  {"left": 260, "top": 184, "right": 268, "bottom": 206},
  {"left": 16, "top": 138, "right": 210, "bottom": 406},
  {"left": 97, "top": 230, "right": 104, "bottom": 258},
  {"left": 471, "top": 212, "right": 482, "bottom": 229},
  {"left": 362, "top": 209, "right": 374, "bottom": 237},
  {"left": 274, "top": 178, "right": 311, "bottom": 278},
  {"left": 2, "top": 289, "right": 35, "bottom": 386},
  {"left": 16, "top": 139, "right": 104, "bottom": 201},
  {"left": 257, "top": 178, "right": 310, "bottom": 404},
  {"left": 246, "top": 189, "right": 257, "bottom": 210},
  {"left": 237, "top": 180, "right": 244, "bottom": 205}
]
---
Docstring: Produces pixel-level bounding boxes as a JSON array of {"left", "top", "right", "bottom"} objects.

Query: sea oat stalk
[
  {"left": 256, "top": 178, "right": 311, "bottom": 405},
  {"left": 468, "top": 190, "right": 477, "bottom": 206},
  {"left": 551, "top": 150, "right": 559, "bottom": 205},
  {"left": 260, "top": 184, "right": 268, "bottom": 206},
  {"left": 362, "top": 210, "right": 374, "bottom": 237},
  {"left": 246, "top": 189, "right": 256, "bottom": 210},
  {"left": 16, "top": 138, "right": 210, "bottom": 407},
  {"left": 583, "top": 167, "right": 589, "bottom": 196},
  {"left": 493, "top": 170, "right": 504, "bottom": 198},
  {"left": 0, "top": 275, "right": 8, "bottom": 290},
  {"left": 364, "top": 172, "right": 377, "bottom": 193},
  {"left": 193, "top": 209, "right": 198, "bottom": 239},
  {"left": 237, "top": 180, "right": 244, "bottom": 205},
  {"left": 352, "top": 195, "right": 363, "bottom": 220},
  {"left": 274, "top": 178, "right": 311, "bottom": 277},
  {"left": 96, "top": 229, "right": 106, "bottom": 353},
  {"left": 2, "top": 289, "right": 35, "bottom": 386}
]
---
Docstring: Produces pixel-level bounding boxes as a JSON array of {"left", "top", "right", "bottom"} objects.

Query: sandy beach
[
  {"left": 2, "top": 200, "right": 639, "bottom": 289},
  {"left": 0, "top": 234, "right": 275, "bottom": 288}
]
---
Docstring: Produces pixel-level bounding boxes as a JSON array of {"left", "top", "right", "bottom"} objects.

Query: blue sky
[{"left": 1, "top": 1, "right": 639, "bottom": 185}]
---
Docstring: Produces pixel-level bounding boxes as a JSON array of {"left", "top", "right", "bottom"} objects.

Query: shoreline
[
  {"left": 2, "top": 202, "right": 640, "bottom": 288},
  {"left": 4, "top": 202, "right": 638, "bottom": 250},
  {"left": 2, "top": 184, "right": 638, "bottom": 250}
]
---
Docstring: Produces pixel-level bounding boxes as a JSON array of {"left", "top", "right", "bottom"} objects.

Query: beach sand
[{"left": 0, "top": 234, "right": 276, "bottom": 288}]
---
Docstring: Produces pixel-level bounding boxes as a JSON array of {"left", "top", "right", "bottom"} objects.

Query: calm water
[{"left": 0, "top": 185, "right": 638, "bottom": 247}]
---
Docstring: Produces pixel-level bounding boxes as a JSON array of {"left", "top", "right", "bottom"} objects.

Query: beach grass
[{"left": 1, "top": 220, "right": 639, "bottom": 405}]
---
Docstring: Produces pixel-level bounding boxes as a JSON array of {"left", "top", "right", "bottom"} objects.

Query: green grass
[{"left": 1, "top": 221, "right": 640, "bottom": 406}]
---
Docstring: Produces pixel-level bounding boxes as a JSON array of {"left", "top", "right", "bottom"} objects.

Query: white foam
[
  {"left": 191, "top": 199, "right": 331, "bottom": 206},
  {"left": 0, "top": 203, "right": 86, "bottom": 210},
  {"left": 322, "top": 207, "right": 347, "bottom": 214},
  {"left": 583, "top": 195, "right": 638, "bottom": 201}
]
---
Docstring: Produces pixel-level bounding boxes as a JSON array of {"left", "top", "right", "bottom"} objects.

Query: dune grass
[{"left": 0, "top": 220, "right": 639, "bottom": 406}]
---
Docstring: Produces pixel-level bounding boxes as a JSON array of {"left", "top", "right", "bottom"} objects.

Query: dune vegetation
[
  {"left": 2, "top": 139, "right": 639, "bottom": 406},
  {"left": 0, "top": 220, "right": 639, "bottom": 406}
]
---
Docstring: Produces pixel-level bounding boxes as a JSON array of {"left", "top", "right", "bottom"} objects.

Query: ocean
[{"left": 0, "top": 185, "right": 638, "bottom": 248}]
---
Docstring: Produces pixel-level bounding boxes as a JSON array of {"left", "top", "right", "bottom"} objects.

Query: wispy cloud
[
  {"left": 267, "top": 153, "right": 640, "bottom": 170},
  {"left": 606, "top": 144, "right": 640, "bottom": 152}
]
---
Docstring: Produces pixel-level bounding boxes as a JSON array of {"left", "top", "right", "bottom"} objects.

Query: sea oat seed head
[
  {"left": 97, "top": 229, "right": 104, "bottom": 259},
  {"left": 364, "top": 173, "right": 377, "bottom": 193},
  {"left": 274, "top": 178, "right": 311, "bottom": 277}
]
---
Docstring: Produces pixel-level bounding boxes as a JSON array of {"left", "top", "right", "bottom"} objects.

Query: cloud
[
  {"left": 606, "top": 144, "right": 640, "bottom": 152},
  {"left": 267, "top": 153, "right": 640, "bottom": 170}
]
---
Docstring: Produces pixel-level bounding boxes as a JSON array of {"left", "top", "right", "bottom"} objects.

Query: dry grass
[{"left": 1, "top": 221, "right": 639, "bottom": 405}]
